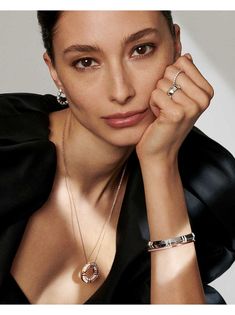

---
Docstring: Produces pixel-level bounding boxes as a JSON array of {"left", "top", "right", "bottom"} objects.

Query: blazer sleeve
[
  {"left": 0, "top": 93, "right": 60, "bottom": 227},
  {"left": 179, "top": 126, "right": 235, "bottom": 252}
]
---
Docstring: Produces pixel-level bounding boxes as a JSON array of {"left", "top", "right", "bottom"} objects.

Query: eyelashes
[
  {"left": 71, "top": 43, "right": 157, "bottom": 72},
  {"left": 131, "top": 43, "right": 156, "bottom": 59},
  {"left": 72, "top": 58, "right": 99, "bottom": 70}
]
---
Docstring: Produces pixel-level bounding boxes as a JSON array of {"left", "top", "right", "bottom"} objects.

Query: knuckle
[
  {"left": 156, "top": 80, "right": 162, "bottom": 89},
  {"left": 151, "top": 88, "right": 161, "bottom": 101},
  {"left": 164, "top": 65, "right": 175, "bottom": 79},
  {"left": 175, "top": 56, "right": 187, "bottom": 68},
  {"left": 208, "top": 84, "right": 214, "bottom": 98},
  {"left": 198, "top": 91, "right": 211, "bottom": 110},
  {"left": 203, "top": 80, "right": 214, "bottom": 99},
  {"left": 156, "top": 79, "right": 165, "bottom": 90},
  {"left": 170, "top": 108, "right": 185, "bottom": 122},
  {"left": 151, "top": 88, "right": 158, "bottom": 98}
]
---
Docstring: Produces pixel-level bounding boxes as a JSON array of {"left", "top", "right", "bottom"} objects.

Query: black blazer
[{"left": 0, "top": 93, "right": 235, "bottom": 304}]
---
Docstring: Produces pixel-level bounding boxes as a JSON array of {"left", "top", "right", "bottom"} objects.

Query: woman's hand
[{"left": 136, "top": 53, "right": 214, "bottom": 165}]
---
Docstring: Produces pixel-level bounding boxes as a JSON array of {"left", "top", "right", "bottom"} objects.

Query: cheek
[
  {"left": 135, "top": 51, "right": 173, "bottom": 98},
  {"left": 56, "top": 64, "right": 99, "bottom": 106},
  {"left": 62, "top": 77, "right": 101, "bottom": 113},
  {"left": 135, "top": 65, "right": 166, "bottom": 102},
  {"left": 68, "top": 92, "right": 99, "bottom": 117}
]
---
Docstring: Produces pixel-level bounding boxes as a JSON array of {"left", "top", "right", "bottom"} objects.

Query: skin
[
  {"left": 12, "top": 11, "right": 213, "bottom": 304},
  {"left": 44, "top": 11, "right": 184, "bottom": 198}
]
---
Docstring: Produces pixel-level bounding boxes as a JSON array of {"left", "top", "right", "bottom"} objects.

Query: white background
[{"left": 0, "top": 10, "right": 235, "bottom": 304}]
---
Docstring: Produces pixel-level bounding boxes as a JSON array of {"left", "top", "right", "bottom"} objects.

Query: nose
[{"left": 108, "top": 63, "right": 135, "bottom": 105}]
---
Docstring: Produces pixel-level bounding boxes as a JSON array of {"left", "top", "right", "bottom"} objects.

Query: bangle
[{"left": 147, "top": 232, "right": 195, "bottom": 252}]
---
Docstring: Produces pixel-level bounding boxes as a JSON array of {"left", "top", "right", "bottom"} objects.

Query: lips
[
  {"left": 102, "top": 108, "right": 147, "bottom": 119},
  {"left": 102, "top": 108, "right": 148, "bottom": 128}
]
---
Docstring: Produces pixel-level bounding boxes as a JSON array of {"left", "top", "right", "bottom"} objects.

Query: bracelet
[{"left": 147, "top": 232, "right": 195, "bottom": 252}]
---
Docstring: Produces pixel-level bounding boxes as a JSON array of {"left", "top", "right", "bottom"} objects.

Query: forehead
[{"left": 53, "top": 11, "right": 166, "bottom": 47}]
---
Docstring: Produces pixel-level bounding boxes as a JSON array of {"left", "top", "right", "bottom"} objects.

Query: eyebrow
[{"left": 63, "top": 27, "right": 159, "bottom": 55}]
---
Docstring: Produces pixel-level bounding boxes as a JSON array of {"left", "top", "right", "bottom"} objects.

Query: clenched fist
[{"left": 136, "top": 53, "right": 214, "bottom": 164}]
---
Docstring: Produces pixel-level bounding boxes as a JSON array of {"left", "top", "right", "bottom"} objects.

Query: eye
[
  {"left": 131, "top": 43, "right": 155, "bottom": 58},
  {"left": 72, "top": 57, "right": 99, "bottom": 70}
]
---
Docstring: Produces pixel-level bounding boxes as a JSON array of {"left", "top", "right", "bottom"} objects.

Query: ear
[
  {"left": 173, "top": 24, "right": 182, "bottom": 61},
  {"left": 43, "top": 52, "right": 64, "bottom": 91}
]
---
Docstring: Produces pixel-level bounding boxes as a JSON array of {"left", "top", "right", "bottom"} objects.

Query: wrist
[
  {"left": 139, "top": 154, "right": 179, "bottom": 178},
  {"left": 137, "top": 150, "right": 178, "bottom": 168}
]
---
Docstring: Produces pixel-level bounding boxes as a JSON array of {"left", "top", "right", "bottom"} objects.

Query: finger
[
  {"left": 166, "top": 55, "right": 214, "bottom": 99},
  {"left": 157, "top": 76, "right": 209, "bottom": 113},
  {"left": 150, "top": 89, "right": 186, "bottom": 124}
]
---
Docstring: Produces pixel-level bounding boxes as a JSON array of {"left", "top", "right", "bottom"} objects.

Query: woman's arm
[
  {"left": 136, "top": 54, "right": 214, "bottom": 304},
  {"left": 140, "top": 157, "right": 205, "bottom": 304}
]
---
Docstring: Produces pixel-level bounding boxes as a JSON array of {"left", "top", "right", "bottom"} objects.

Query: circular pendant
[{"left": 80, "top": 262, "right": 99, "bottom": 284}]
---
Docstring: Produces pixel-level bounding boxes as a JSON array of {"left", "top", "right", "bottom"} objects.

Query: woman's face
[{"left": 46, "top": 11, "right": 181, "bottom": 147}]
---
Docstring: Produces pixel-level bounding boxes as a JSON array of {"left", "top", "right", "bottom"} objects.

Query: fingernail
[{"left": 184, "top": 53, "right": 193, "bottom": 61}]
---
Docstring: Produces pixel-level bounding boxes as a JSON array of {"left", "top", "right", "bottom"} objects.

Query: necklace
[{"left": 62, "top": 109, "right": 127, "bottom": 284}]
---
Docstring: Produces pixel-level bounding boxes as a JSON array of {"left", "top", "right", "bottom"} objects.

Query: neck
[{"left": 60, "top": 109, "right": 134, "bottom": 204}]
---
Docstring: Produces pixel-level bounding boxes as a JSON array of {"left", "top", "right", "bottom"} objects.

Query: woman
[{"left": 0, "top": 11, "right": 235, "bottom": 304}]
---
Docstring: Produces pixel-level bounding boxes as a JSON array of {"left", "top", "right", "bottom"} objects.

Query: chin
[{"left": 106, "top": 120, "right": 154, "bottom": 148}]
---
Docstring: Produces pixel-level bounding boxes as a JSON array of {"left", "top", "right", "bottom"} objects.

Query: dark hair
[
  {"left": 37, "top": 11, "right": 62, "bottom": 64},
  {"left": 37, "top": 11, "right": 175, "bottom": 64},
  {"left": 162, "top": 11, "right": 175, "bottom": 38}
]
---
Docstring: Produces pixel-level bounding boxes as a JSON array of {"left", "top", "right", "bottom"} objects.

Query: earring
[{"left": 57, "top": 88, "right": 68, "bottom": 106}]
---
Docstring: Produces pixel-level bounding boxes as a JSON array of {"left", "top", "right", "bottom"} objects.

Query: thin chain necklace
[{"left": 62, "top": 109, "right": 127, "bottom": 284}]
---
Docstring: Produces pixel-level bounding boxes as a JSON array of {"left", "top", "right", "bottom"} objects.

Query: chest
[{"left": 10, "top": 181, "right": 122, "bottom": 304}]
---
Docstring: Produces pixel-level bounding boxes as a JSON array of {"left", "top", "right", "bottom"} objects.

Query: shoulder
[
  {"left": 0, "top": 92, "right": 60, "bottom": 115},
  {"left": 0, "top": 93, "right": 64, "bottom": 226},
  {"left": 0, "top": 93, "right": 67, "bottom": 142}
]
